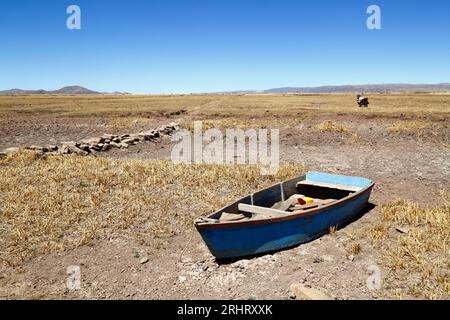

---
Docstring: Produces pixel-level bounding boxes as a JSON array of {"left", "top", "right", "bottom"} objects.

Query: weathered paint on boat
[{"left": 195, "top": 172, "right": 374, "bottom": 259}]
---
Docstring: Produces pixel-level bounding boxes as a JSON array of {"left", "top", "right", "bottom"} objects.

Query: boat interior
[{"left": 195, "top": 172, "right": 372, "bottom": 225}]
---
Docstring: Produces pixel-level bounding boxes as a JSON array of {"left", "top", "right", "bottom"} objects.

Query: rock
[
  {"left": 0, "top": 152, "right": 6, "bottom": 158},
  {"left": 178, "top": 276, "right": 187, "bottom": 283},
  {"left": 143, "top": 135, "right": 159, "bottom": 143},
  {"left": 347, "top": 254, "right": 355, "bottom": 261},
  {"left": 4, "top": 147, "right": 20, "bottom": 155},
  {"left": 26, "top": 145, "right": 43, "bottom": 151},
  {"left": 313, "top": 256, "right": 323, "bottom": 263},
  {"left": 139, "top": 130, "right": 153, "bottom": 136},
  {"left": 122, "top": 138, "right": 137, "bottom": 145},
  {"left": 72, "top": 146, "right": 89, "bottom": 156},
  {"left": 90, "top": 144, "right": 101, "bottom": 151},
  {"left": 77, "top": 144, "right": 91, "bottom": 152},
  {"left": 159, "top": 122, "right": 181, "bottom": 135},
  {"left": 59, "top": 145, "right": 71, "bottom": 155},
  {"left": 102, "top": 134, "right": 116, "bottom": 140},
  {"left": 289, "top": 283, "right": 331, "bottom": 300},
  {"left": 395, "top": 226, "right": 410, "bottom": 234},
  {"left": 159, "top": 125, "right": 176, "bottom": 135},
  {"left": 63, "top": 145, "right": 89, "bottom": 156},
  {"left": 60, "top": 142, "right": 88, "bottom": 156},
  {"left": 4, "top": 122, "right": 177, "bottom": 158},
  {"left": 139, "top": 130, "right": 159, "bottom": 141},
  {"left": 45, "top": 145, "right": 58, "bottom": 152},
  {"left": 157, "top": 124, "right": 178, "bottom": 135},
  {"left": 79, "top": 137, "right": 103, "bottom": 145},
  {"left": 61, "top": 141, "right": 76, "bottom": 147},
  {"left": 139, "top": 257, "right": 149, "bottom": 264}
]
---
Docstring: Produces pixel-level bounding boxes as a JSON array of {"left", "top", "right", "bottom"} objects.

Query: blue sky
[{"left": 0, "top": 0, "right": 449, "bottom": 93}]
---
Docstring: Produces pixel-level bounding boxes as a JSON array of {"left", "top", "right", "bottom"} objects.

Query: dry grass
[
  {"left": 387, "top": 120, "right": 434, "bottom": 135},
  {"left": 1, "top": 94, "right": 449, "bottom": 119},
  {"left": 347, "top": 243, "right": 362, "bottom": 255},
  {"left": 316, "top": 120, "right": 351, "bottom": 133},
  {"left": 106, "top": 117, "right": 156, "bottom": 130},
  {"left": 0, "top": 151, "right": 305, "bottom": 267},
  {"left": 361, "top": 195, "right": 450, "bottom": 299},
  {"left": 346, "top": 132, "right": 364, "bottom": 144},
  {"left": 328, "top": 226, "right": 338, "bottom": 235},
  {"left": 183, "top": 117, "right": 303, "bottom": 131}
]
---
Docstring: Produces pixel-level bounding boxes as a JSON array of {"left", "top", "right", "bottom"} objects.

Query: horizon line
[{"left": 1, "top": 82, "right": 450, "bottom": 95}]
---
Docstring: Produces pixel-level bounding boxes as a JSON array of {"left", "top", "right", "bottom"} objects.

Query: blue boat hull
[{"left": 195, "top": 172, "right": 374, "bottom": 259}]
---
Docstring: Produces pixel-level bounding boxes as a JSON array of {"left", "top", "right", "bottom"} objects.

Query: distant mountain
[
  {"left": 109, "top": 91, "right": 132, "bottom": 95},
  {"left": 0, "top": 86, "right": 100, "bottom": 95},
  {"left": 215, "top": 83, "right": 450, "bottom": 94},
  {"left": 2, "top": 83, "right": 449, "bottom": 95},
  {"left": 262, "top": 83, "right": 450, "bottom": 94},
  {"left": 0, "top": 88, "right": 48, "bottom": 95},
  {"left": 213, "top": 90, "right": 259, "bottom": 95},
  {"left": 51, "top": 86, "right": 100, "bottom": 94}
]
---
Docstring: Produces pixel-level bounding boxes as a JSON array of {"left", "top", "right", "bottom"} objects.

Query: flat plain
[{"left": 0, "top": 93, "right": 449, "bottom": 299}]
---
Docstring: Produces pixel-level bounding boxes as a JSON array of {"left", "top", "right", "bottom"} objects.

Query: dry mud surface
[{"left": 0, "top": 111, "right": 449, "bottom": 300}]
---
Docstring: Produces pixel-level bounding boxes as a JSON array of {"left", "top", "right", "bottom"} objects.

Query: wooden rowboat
[{"left": 195, "top": 172, "right": 374, "bottom": 259}]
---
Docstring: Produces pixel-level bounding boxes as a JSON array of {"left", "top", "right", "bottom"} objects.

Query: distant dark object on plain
[{"left": 356, "top": 94, "right": 369, "bottom": 107}]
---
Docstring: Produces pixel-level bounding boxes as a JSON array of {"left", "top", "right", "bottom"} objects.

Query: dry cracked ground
[{"left": 0, "top": 94, "right": 449, "bottom": 300}]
